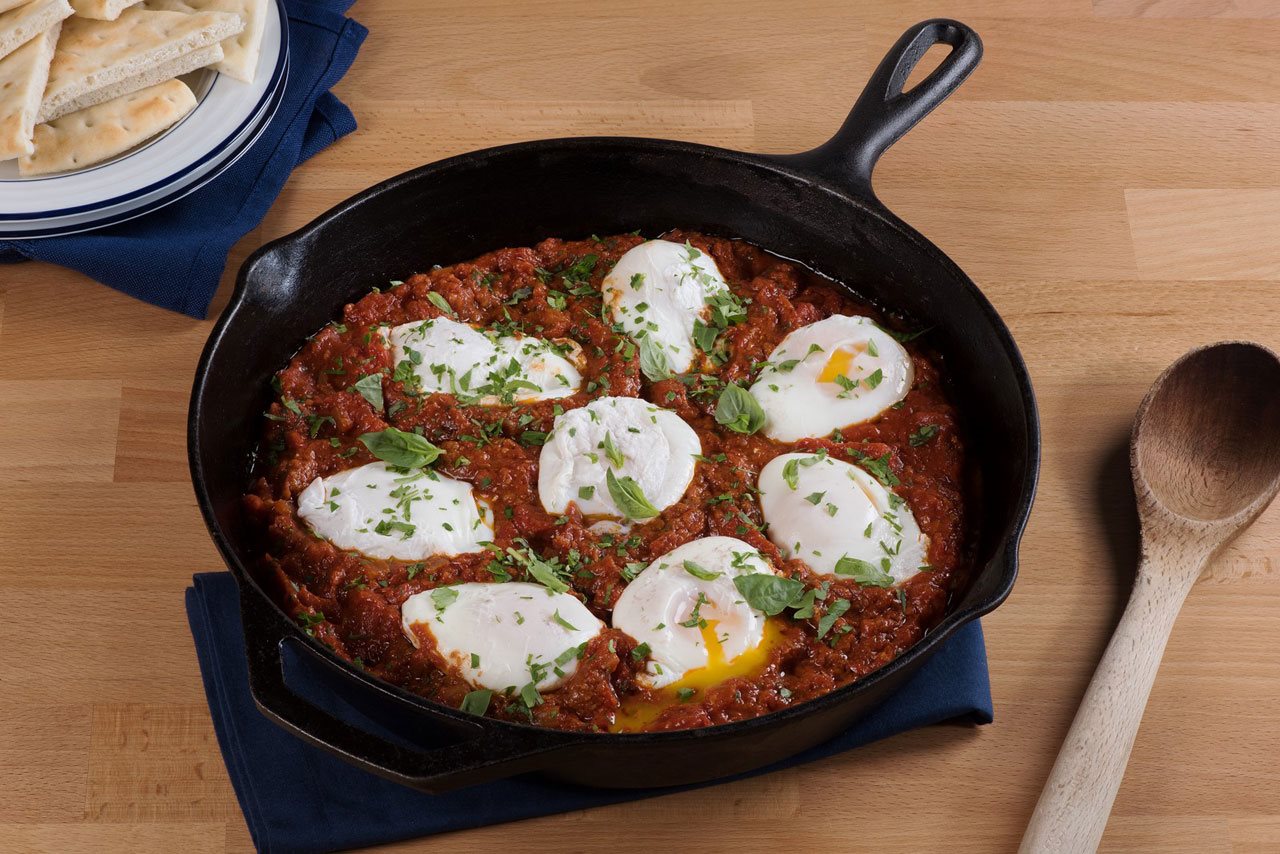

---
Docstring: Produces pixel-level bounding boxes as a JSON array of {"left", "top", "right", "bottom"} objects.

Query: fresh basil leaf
[
  {"left": 350, "top": 374, "right": 384, "bottom": 410},
  {"left": 692, "top": 319, "right": 718, "bottom": 353},
  {"left": 520, "top": 550, "right": 570, "bottom": 593},
  {"left": 430, "top": 586, "right": 458, "bottom": 613},
  {"left": 817, "top": 598, "right": 851, "bottom": 638},
  {"left": 427, "top": 292, "right": 456, "bottom": 317},
  {"left": 682, "top": 560, "right": 722, "bottom": 581},
  {"left": 791, "top": 586, "right": 824, "bottom": 620},
  {"left": 714, "top": 382, "right": 766, "bottom": 435},
  {"left": 631, "top": 642, "right": 651, "bottom": 660},
  {"left": 782, "top": 459, "right": 800, "bottom": 490},
  {"left": 638, "top": 337, "right": 671, "bottom": 382},
  {"left": 601, "top": 431, "right": 625, "bottom": 467},
  {"left": 358, "top": 427, "right": 443, "bottom": 468},
  {"left": 606, "top": 468, "right": 660, "bottom": 520},
  {"left": 459, "top": 689, "right": 492, "bottom": 716},
  {"left": 834, "top": 555, "right": 894, "bottom": 587},
  {"left": 732, "top": 573, "right": 805, "bottom": 616}
]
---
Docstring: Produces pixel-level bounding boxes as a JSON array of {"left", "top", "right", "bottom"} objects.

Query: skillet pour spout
[{"left": 189, "top": 18, "right": 1040, "bottom": 792}]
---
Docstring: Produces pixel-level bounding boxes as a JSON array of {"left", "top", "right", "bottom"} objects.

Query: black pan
[{"left": 189, "top": 18, "right": 1039, "bottom": 793}]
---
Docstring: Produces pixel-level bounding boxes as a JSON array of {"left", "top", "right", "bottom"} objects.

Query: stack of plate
[{"left": 0, "top": 0, "right": 286, "bottom": 239}]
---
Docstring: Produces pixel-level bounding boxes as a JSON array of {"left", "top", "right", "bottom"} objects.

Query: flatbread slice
[
  {"left": 0, "top": 0, "right": 72, "bottom": 63},
  {"left": 0, "top": 0, "right": 36, "bottom": 16},
  {"left": 0, "top": 21, "right": 59, "bottom": 159},
  {"left": 20, "top": 77, "right": 195, "bottom": 175},
  {"left": 69, "top": 0, "right": 143, "bottom": 21},
  {"left": 38, "top": 6, "right": 242, "bottom": 123},
  {"left": 51, "top": 40, "right": 220, "bottom": 117},
  {"left": 144, "top": 0, "right": 266, "bottom": 83}
]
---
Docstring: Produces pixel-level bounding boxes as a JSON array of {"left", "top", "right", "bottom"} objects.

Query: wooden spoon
[{"left": 1020, "top": 341, "right": 1280, "bottom": 853}]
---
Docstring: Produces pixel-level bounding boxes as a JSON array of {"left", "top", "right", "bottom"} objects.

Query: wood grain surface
[{"left": 2, "top": 1, "right": 1279, "bottom": 851}]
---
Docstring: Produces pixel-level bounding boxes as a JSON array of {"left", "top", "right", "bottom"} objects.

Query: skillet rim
[{"left": 188, "top": 133, "right": 1041, "bottom": 749}]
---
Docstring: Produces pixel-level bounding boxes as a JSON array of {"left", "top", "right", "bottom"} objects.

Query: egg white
[
  {"left": 612, "top": 536, "right": 777, "bottom": 689},
  {"left": 296, "top": 461, "right": 493, "bottom": 560},
  {"left": 386, "top": 316, "right": 583, "bottom": 403},
  {"left": 749, "top": 315, "right": 913, "bottom": 442},
  {"left": 401, "top": 582, "right": 604, "bottom": 692},
  {"left": 601, "top": 239, "right": 733, "bottom": 374},
  {"left": 537, "top": 395, "right": 700, "bottom": 519},
  {"left": 757, "top": 451, "right": 927, "bottom": 585}
]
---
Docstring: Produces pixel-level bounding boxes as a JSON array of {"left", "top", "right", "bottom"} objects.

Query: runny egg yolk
[
  {"left": 610, "top": 619, "right": 784, "bottom": 732},
  {"left": 816, "top": 344, "right": 865, "bottom": 385}
]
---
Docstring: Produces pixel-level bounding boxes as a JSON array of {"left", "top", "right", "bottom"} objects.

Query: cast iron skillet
[{"left": 189, "top": 18, "right": 1039, "bottom": 793}]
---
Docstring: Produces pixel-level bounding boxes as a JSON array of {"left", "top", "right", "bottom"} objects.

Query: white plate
[
  {"left": 0, "top": 0, "right": 287, "bottom": 234},
  {"left": 2, "top": 53, "right": 287, "bottom": 238}
]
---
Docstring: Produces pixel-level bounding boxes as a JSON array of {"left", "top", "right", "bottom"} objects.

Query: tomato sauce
[{"left": 244, "top": 231, "right": 973, "bottom": 733}]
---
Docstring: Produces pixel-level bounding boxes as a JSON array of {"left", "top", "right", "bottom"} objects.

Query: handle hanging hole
[{"left": 902, "top": 43, "right": 956, "bottom": 96}]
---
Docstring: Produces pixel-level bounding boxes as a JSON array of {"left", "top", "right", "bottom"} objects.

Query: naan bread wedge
[
  {"left": 69, "top": 0, "right": 142, "bottom": 21},
  {"left": 50, "top": 41, "right": 220, "bottom": 117},
  {"left": 0, "top": 0, "right": 71, "bottom": 63},
  {"left": 0, "top": 20, "right": 58, "bottom": 159},
  {"left": 144, "top": 0, "right": 265, "bottom": 83},
  {"left": 38, "top": 6, "right": 242, "bottom": 122},
  {"left": 20, "top": 77, "right": 195, "bottom": 175}
]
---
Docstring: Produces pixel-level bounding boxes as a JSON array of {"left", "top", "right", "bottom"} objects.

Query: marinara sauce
[{"left": 244, "top": 231, "right": 972, "bottom": 733}]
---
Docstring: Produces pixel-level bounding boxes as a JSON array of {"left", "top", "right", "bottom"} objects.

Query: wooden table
[{"left": 3, "top": 1, "right": 1279, "bottom": 851}]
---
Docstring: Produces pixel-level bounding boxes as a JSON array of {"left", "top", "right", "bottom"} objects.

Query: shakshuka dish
[{"left": 245, "top": 231, "right": 972, "bottom": 733}]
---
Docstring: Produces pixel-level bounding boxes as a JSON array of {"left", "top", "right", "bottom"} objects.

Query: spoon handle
[{"left": 1019, "top": 565, "right": 1196, "bottom": 853}]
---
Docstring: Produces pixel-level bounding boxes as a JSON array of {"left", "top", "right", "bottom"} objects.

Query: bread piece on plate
[
  {"left": 0, "top": 0, "right": 72, "bottom": 63},
  {"left": 52, "top": 41, "right": 220, "bottom": 117},
  {"left": 0, "top": 21, "right": 59, "bottom": 159},
  {"left": 20, "top": 77, "right": 195, "bottom": 175},
  {"left": 69, "top": 0, "right": 142, "bottom": 21},
  {"left": 38, "top": 7, "right": 242, "bottom": 123},
  {"left": 0, "top": 0, "right": 36, "bottom": 15},
  {"left": 144, "top": 0, "right": 266, "bottom": 83}
]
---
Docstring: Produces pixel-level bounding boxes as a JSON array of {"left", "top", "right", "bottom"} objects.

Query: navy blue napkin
[
  {"left": 187, "top": 571, "right": 993, "bottom": 854},
  {"left": 0, "top": 0, "right": 367, "bottom": 319}
]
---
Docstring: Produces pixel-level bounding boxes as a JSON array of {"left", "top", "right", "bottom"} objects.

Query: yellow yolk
[
  {"left": 610, "top": 619, "right": 783, "bottom": 732},
  {"left": 817, "top": 345, "right": 863, "bottom": 384}
]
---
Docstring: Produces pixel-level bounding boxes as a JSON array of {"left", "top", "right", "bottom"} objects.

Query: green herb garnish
[
  {"left": 358, "top": 427, "right": 442, "bottom": 468},
  {"left": 605, "top": 468, "right": 660, "bottom": 520},
  {"left": 714, "top": 382, "right": 766, "bottom": 435}
]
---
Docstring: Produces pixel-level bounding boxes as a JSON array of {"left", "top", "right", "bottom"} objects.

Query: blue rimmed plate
[{"left": 0, "top": 0, "right": 287, "bottom": 239}]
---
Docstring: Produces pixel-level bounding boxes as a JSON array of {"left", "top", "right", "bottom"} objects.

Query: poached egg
[
  {"left": 296, "top": 461, "right": 493, "bottom": 560},
  {"left": 401, "top": 582, "right": 604, "bottom": 692},
  {"left": 537, "top": 395, "right": 700, "bottom": 519},
  {"left": 386, "top": 316, "right": 583, "bottom": 403},
  {"left": 757, "top": 451, "right": 928, "bottom": 585},
  {"left": 749, "top": 315, "right": 913, "bottom": 442},
  {"left": 601, "top": 239, "right": 737, "bottom": 374},
  {"left": 612, "top": 536, "right": 781, "bottom": 690}
]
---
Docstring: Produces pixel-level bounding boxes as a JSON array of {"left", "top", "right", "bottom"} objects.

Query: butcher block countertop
[{"left": 2, "top": 1, "right": 1279, "bottom": 851}]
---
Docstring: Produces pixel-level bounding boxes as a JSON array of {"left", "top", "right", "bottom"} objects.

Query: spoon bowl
[{"left": 1134, "top": 341, "right": 1280, "bottom": 525}]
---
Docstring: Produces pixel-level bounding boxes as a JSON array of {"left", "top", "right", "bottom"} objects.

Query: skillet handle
[
  {"left": 787, "top": 18, "right": 982, "bottom": 199},
  {"left": 239, "top": 587, "right": 570, "bottom": 792}
]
